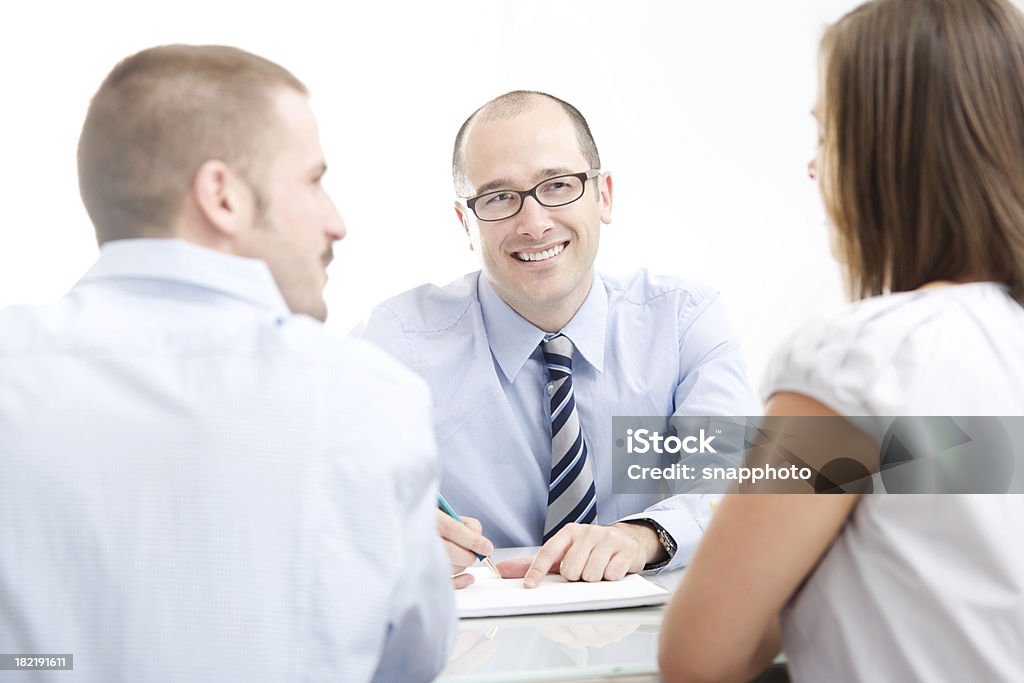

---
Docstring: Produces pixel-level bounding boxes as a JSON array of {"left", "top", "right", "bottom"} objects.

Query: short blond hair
[{"left": 77, "top": 45, "right": 307, "bottom": 244}]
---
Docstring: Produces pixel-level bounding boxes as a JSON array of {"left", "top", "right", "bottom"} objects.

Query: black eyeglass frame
[{"left": 462, "top": 169, "right": 602, "bottom": 222}]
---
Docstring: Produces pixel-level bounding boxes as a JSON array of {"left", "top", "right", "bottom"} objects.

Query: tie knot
[{"left": 542, "top": 334, "right": 575, "bottom": 374}]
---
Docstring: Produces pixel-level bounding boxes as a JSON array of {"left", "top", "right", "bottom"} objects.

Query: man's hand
[
  {"left": 437, "top": 509, "right": 494, "bottom": 590},
  {"left": 497, "top": 522, "right": 663, "bottom": 588}
]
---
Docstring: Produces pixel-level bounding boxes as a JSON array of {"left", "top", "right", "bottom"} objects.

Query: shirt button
[{"left": 546, "top": 383, "right": 555, "bottom": 395}]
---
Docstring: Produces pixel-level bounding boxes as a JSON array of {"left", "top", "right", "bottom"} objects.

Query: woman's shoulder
[{"left": 762, "top": 283, "right": 1020, "bottom": 414}]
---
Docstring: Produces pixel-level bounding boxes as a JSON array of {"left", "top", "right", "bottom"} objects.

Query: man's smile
[{"left": 513, "top": 241, "right": 568, "bottom": 262}]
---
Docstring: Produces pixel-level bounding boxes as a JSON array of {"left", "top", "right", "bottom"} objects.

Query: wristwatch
[{"left": 622, "top": 518, "right": 677, "bottom": 570}]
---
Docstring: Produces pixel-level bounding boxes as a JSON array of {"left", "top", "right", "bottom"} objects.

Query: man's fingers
[
  {"left": 507, "top": 524, "right": 648, "bottom": 587},
  {"left": 462, "top": 515, "right": 483, "bottom": 534},
  {"left": 558, "top": 539, "right": 594, "bottom": 582},
  {"left": 524, "top": 532, "right": 573, "bottom": 588},
  {"left": 497, "top": 556, "right": 563, "bottom": 579},
  {"left": 580, "top": 543, "right": 615, "bottom": 582},
  {"left": 436, "top": 510, "right": 494, "bottom": 557},
  {"left": 495, "top": 556, "right": 533, "bottom": 578},
  {"left": 603, "top": 551, "right": 634, "bottom": 581},
  {"left": 452, "top": 572, "right": 475, "bottom": 590},
  {"left": 444, "top": 539, "right": 482, "bottom": 574}
]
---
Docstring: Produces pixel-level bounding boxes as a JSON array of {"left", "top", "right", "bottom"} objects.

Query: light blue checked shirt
[
  {"left": 357, "top": 270, "right": 760, "bottom": 570},
  {"left": 0, "top": 239, "right": 454, "bottom": 683}
]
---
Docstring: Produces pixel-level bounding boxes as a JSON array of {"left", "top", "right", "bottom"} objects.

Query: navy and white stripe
[{"left": 542, "top": 334, "right": 597, "bottom": 542}]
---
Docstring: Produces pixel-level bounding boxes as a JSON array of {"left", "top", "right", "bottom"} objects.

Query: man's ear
[
  {"left": 598, "top": 171, "right": 614, "bottom": 225},
  {"left": 191, "top": 160, "right": 252, "bottom": 237},
  {"left": 454, "top": 201, "right": 475, "bottom": 251}
]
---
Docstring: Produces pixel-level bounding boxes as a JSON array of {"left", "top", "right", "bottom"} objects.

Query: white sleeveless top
[{"left": 764, "top": 283, "right": 1024, "bottom": 681}]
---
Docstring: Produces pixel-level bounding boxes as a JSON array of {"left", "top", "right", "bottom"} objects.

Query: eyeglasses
[{"left": 462, "top": 169, "right": 601, "bottom": 222}]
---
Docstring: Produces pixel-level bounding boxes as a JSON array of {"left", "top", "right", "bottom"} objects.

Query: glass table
[{"left": 436, "top": 547, "right": 684, "bottom": 683}]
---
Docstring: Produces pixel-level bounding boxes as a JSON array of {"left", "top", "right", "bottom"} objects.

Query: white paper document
[{"left": 455, "top": 567, "right": 671, "bottom": 618}]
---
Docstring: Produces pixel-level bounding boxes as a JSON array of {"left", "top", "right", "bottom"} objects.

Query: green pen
[{"left": 437, "top": 493, "right": 501, "bottom": 578}]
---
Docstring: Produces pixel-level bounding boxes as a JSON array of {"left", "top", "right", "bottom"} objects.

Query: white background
[{"left": 0, "top": 0, "right": 883, "bottom": 395}]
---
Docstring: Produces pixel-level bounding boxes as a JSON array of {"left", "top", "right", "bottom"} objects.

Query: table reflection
[{"left": 437, "top": 545, "right": 683, "bottom": 683}]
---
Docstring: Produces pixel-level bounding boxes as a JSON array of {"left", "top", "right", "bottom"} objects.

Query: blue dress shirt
[
  {"left": 0, "top": 239, "right": 454, "bottom": 683},
  {"left": 357, "top": 270, "right": 759, "bottom": 569}
]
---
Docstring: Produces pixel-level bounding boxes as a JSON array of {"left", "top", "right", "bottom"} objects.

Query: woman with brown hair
[{"left": 659, "top": 0, "right": 1024, "bottom": 680}]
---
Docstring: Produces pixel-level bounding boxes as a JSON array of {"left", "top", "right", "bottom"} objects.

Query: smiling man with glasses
[{"left": 358, "top": 90, "right": 758, "bottom": 586}]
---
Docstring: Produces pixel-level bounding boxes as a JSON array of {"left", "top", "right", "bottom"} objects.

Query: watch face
[{"left": 660, "top": 529, "right": 677, "bottom": 555}]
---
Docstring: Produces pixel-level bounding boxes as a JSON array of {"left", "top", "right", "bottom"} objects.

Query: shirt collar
[
  {"left": 78, "top": 238, "right": 291, "bottom": 318},
  {"left": 478, "top": 271, "right": 607, "bottom": 382}
]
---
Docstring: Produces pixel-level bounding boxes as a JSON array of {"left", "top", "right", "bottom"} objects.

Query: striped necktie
[{"left": 541, "top": 334, "right": 597, "bottom": 542}]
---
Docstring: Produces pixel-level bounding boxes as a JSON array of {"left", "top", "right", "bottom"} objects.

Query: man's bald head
[{"left": 451, "top": 91, "right": 601, "bottom": 196}]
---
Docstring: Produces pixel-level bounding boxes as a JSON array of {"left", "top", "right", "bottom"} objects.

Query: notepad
[{"left": 455, "top": 567, "right": 671, "bottom": 618}]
